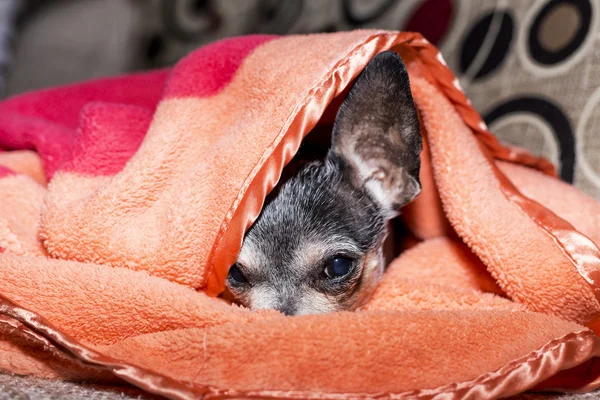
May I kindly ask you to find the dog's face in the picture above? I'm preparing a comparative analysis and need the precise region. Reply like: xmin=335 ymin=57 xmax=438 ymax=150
xmin=226 ymin=51 xmax=422 ymax=315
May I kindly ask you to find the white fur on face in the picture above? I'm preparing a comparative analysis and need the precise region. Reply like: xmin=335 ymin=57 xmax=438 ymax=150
xmin=295 ymin=293 xmax=338 ymax=315
xmin=237 ymin=237 xmax=262 ymax=270
xmin=248 ymin=283 xmax=338 ymax=315
xmin=247 ymin=284 xmax=280 ymax=310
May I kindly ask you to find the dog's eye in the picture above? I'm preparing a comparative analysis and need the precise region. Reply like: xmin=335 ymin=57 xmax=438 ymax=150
xmin=324 ymin=257 xmax=353 ymax=279
xmin=228 ymin=264 xmax=247 ymax=284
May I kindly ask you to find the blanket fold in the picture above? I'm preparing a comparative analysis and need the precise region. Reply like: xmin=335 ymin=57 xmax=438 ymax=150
xmin=1 ymin=30 xmax=600 ymax=399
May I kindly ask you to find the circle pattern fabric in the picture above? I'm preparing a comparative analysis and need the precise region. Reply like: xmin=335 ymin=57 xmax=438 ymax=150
xmin=439 ymin=0 xmax=600 ymax=199
xmin=528 ymin=0 xmax=591 ymax=66
xmin=484 ymin=96 xmax=575 ymax=182
xmin=459 ymin=10 xmax=514 ymax=81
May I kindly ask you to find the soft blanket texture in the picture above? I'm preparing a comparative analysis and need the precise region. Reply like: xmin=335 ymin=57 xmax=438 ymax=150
xmin=1 ymin=30 xmax=600 ymax=399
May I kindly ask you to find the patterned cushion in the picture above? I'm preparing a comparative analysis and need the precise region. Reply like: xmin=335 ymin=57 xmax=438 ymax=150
xmin=438 ymin=0 xmax=600 ymax=198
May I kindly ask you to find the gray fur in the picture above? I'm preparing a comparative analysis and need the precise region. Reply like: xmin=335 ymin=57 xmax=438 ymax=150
xmin=226 ymin=51 xmax=422 ymax=315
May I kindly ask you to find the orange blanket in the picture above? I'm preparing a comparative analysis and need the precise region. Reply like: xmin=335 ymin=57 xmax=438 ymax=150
xmin=1 ymin=31 xmax=600 ymax=399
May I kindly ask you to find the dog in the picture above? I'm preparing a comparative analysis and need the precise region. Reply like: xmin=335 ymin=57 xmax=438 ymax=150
xmin=225 ymin=51 xmax=422 ymax=315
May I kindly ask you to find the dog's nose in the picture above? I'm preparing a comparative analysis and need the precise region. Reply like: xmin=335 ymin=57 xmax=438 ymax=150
xmin=277 ymin=301 xmax=297 ymax=316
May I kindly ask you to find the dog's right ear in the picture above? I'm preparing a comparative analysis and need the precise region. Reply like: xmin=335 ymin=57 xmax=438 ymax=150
xmin=327 ymin=51 xmax=422 ymax=217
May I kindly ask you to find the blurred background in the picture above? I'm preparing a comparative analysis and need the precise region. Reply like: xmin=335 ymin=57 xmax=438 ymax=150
xmin=1 ymin=0 xmax=599 ymax=199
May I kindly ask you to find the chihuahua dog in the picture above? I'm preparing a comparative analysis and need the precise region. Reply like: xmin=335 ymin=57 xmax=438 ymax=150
xmin=225 ymin=51 xmax=422 ymax=315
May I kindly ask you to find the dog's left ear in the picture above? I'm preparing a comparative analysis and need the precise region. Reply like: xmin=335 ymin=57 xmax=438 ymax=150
xmin=328 ymin=51 xmax=422 ymax=217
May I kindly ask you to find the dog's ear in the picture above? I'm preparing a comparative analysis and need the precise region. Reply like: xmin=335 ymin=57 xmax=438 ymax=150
xmin=328 ymin=51 xmax=422 ymax=218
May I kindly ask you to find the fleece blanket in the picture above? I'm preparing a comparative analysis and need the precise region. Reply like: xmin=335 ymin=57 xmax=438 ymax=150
xmin=1 ymin=30 xmax=600 ymax=399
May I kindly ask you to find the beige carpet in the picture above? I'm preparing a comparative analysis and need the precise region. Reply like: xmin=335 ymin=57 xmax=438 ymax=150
xmin=0 ymin=373 xmax=597 ymax=400
xmin=0 ymin=374 xmax=158 ymax=400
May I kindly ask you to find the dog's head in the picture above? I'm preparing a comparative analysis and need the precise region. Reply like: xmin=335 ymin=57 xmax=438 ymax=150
xmin=226 ymin=51 xmax=422 ymax=315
